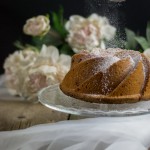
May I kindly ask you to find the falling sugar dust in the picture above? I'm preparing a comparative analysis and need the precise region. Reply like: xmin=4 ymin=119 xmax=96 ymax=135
xmin=84 ymin=0 xmax=126 ymax=48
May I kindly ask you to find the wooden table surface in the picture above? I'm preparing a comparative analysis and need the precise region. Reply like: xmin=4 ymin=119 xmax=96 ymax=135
xmin=0 ymin=100 xmax=69 ymax=131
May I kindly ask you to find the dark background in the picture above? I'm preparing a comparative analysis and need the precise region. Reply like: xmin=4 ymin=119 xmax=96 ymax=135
xmin=0 ymin=0 xmax=150 ymax=73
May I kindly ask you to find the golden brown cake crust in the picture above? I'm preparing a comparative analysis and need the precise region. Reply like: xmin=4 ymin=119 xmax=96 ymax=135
xmin=60 ymin=48 xmax=150 ymax=104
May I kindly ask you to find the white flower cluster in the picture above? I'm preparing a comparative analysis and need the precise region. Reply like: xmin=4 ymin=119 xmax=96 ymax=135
xmin=23 ymin=15 xmax=50 ymax=36
xmin=65 ymin=14 xmax=116 ymax=53
xmin=3 ymin=45 xmax=71 ymax=101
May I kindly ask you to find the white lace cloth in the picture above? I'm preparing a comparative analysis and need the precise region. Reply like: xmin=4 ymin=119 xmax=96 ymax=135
xmin=0 ymin=115 xmax=150 ymax=150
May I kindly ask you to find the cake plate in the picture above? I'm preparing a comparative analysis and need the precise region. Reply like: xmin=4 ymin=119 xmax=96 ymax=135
xmin=38 ymin=84 xmax=150 ymax=117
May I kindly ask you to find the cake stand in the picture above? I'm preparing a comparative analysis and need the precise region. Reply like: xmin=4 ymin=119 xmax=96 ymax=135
xmin=38 ymin=84 xmax=150 ymax=117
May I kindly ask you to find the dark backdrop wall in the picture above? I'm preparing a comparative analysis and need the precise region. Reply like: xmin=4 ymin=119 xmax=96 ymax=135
xmin=0 ymin=0 xmax=150 ymax=73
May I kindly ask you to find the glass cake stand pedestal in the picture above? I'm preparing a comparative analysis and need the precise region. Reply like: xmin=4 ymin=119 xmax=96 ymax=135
xmin=38 ymin=84 xmax=150 ymax=117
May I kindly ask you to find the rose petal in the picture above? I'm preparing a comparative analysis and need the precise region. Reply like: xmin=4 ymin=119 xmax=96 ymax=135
xmin=65 ymin=15 xmax=85 ymax=31
xmin=101 ymin=25 xmax=116 ymax=40
xmin=40 ymin=45 xmax=59 ymax=64
xmin=58 ymin=54 xmax=71 ymax=67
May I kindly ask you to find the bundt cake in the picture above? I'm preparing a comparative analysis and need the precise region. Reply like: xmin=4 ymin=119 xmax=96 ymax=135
xmin=60 ymin=48 xmax=150 ymax=104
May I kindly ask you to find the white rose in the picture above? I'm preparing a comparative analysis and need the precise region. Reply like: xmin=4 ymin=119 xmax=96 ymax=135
xmin=22 ymin=65 xmax=58 ymax=100
xmin=4 ymin=45 xmax=71 ymax=101
xmin=3 ymin=49 xmax=38 ymax=95
xmin=56 ymin=54 xmax=71 ymax=81
xmin=22 ymin=45 xmax=71 ymax=101
xmin=38 ymin=45 xmax=71 ymax=80
xmin=65 ymin=14 xmax=116 ymax=53
xmin=143 ymin=49 xmax=150 ymax=61
xmin=23 ymin=15 xmax=50 ymax=36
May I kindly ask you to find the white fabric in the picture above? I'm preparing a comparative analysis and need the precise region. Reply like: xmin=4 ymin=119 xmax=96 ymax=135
xmin=0 ymin=115 xmax=150 ymax=150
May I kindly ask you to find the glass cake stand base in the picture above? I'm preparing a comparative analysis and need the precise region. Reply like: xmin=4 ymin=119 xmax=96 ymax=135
xmin=38 ymin=84 xmax=150 ymax=117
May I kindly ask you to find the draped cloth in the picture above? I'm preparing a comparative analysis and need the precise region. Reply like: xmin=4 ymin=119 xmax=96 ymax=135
xmin=0 ymin=115 xmax=150 ymax=150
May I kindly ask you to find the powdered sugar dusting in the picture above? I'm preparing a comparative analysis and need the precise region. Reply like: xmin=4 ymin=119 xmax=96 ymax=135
xmin=101 ymin=56 xmax=135 ymax=95
xmin=91 ymin=48 xmax=122 ymax=57
xmin=90 ymin=48 xmax=136 ymax=73
xmin=98 ymin=56 xmax=120 ymax=73
xmin=90 ymin=48 xmax=138 ymax=68
xmin=86 ymin=48 xmax=137 ymax=95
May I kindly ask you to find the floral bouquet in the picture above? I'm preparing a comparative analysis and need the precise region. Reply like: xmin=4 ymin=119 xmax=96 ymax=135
xmin=3 ymin=7 xmax=117 ymax=101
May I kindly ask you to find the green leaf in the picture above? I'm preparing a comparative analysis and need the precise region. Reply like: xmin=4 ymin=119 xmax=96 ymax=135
xmin=135 ymin=36 xmax=149 ymax=50
xmin=146 ymin=21 xmax=150 ymax=44
xmin=51 ymin=6 xmax=68 ymax=38
xmin=138 ymin=49 xmax=143 ymax=53
xmin=125 ymin=28 xmax=137 ymax=49
xmin=59 ymin=43 xmax=74 ymax=55
xmin=25 ymin=44 xmax=39 ymax=52
xmin=32 ymin=30 xmax=63 ymax=49
xmin=14 ymin=41 xmax=39 ymax=52
xmin=14 ymin=41 xmax=25 ymax=49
